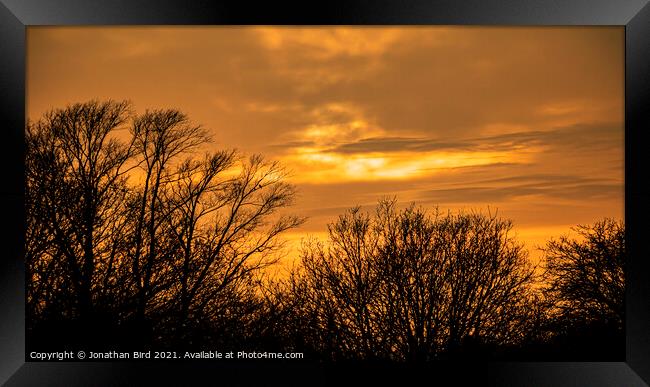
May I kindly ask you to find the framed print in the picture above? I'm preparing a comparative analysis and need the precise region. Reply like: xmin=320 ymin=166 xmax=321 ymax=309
xmin=1 ymin=0 xmax=649 ymax=385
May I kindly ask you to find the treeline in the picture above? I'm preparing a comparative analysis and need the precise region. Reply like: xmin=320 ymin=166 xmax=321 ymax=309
xmin=26 ymin=100 xmax=624 ymax=361
xmin=265 ymin=203 xmax=624 ymax=361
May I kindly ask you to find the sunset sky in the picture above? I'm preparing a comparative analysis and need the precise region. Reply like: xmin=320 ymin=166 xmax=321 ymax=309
xmin=26 ymin=26 xmax=624 ymax=267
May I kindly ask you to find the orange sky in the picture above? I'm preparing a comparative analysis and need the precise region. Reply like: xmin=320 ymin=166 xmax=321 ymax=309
xmin=26 ymin=26 xmax=624 ymax=268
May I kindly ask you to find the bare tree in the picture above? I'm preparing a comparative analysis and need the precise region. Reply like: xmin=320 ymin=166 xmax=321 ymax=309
xmin=125 ymin=109 xmax=210 ymax=327
xmin=284 ymin=198 xmax=536 ymax=361
xmin=26 ymin=100 xmax=303 ymax=350
xmin=296 ymin=208 xmax=384 ymax=360
xmin=163 ymin=154 xmax=304 ymax=344
xmin=541 ymin=218 xmax=625 ymax=329
xmin=26 ymin=100 xmax=134 ymax=324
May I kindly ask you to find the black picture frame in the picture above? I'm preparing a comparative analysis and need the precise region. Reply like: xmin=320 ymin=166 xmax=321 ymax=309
xmin=1 ymin=1 xmax=649 ymax=385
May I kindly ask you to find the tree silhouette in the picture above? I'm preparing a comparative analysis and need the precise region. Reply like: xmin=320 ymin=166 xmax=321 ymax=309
xmin=278 ymin=199 xmax=537 ymax=361
xmin=126 ymin=109 xmax=211 ymax=331
xmin=26 ymin=101 xmax=134 ymax=323
xmin=534 ymin=218 xmax=625 ymax=359
xmin=542 ymin=218 xmax=624 ymax=327
xmin=26 ymin=100 xmax=303 ymax=350
xmin=161 ymin=153 xmax=303 ymax=347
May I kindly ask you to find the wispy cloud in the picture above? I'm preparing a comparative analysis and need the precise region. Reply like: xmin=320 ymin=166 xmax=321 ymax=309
xmin=420 ymin=178 xmax=621 ymax=204
xmin=322 ymin=123 xmax=621 ymax=155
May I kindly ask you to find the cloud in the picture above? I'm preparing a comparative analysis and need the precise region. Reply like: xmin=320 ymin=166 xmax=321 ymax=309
xmin=254 ymin=28 xmax=409 ymax=59
xmin=28 ymin=27 xmax=623 ymax=157
xmin=27 ymin=26 xmax=625 ymax=259
xmin=323 ymin=123 xmax=621 ymax=155
xmin=419 ymin=174 xmax=621 ymax=204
